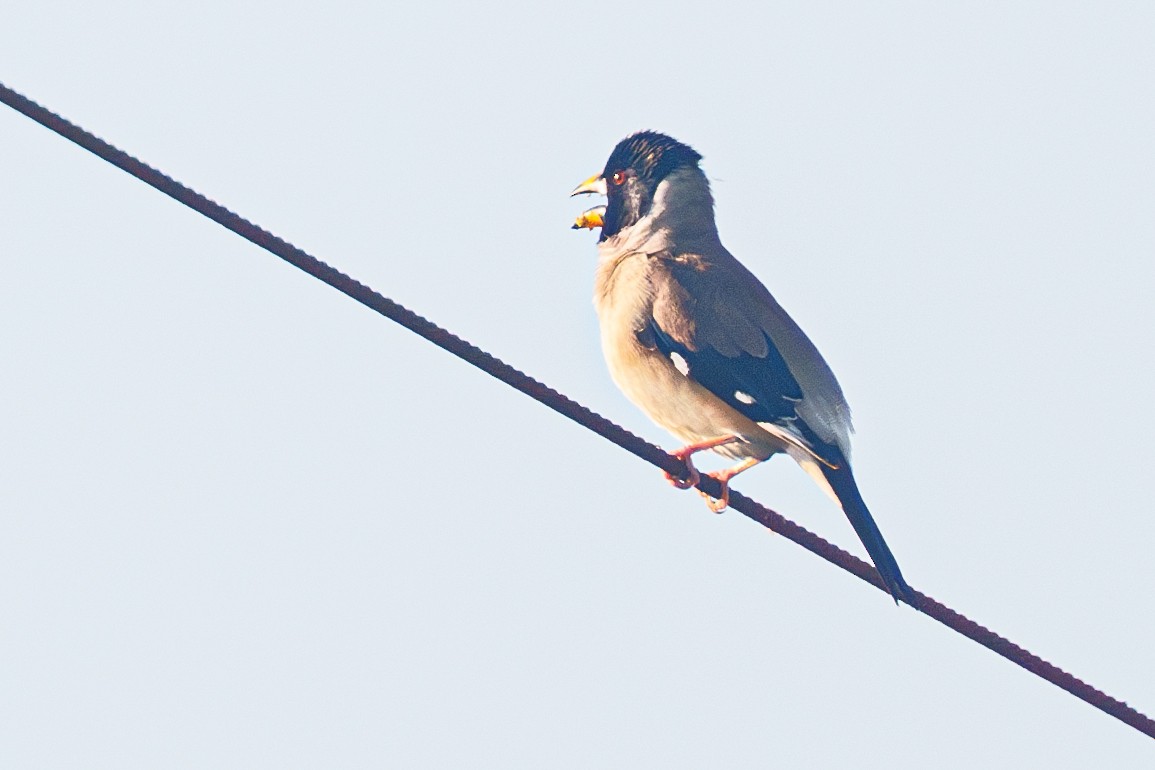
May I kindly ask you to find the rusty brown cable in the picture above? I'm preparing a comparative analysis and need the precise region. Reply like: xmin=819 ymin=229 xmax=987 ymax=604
xmin=2 ymin=80 xmax=1151 ymax=740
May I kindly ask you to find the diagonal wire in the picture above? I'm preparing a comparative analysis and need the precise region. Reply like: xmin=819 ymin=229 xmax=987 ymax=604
xmin=2 ymin=80 xmax=1152 ymax=741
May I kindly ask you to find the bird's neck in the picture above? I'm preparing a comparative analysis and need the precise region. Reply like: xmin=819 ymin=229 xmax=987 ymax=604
xmin=598 ymin=166 xmax=722 ymax=259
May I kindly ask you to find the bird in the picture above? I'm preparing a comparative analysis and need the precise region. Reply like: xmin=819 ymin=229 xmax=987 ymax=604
xmin=570 ymin=130 xmax=915 ymax=605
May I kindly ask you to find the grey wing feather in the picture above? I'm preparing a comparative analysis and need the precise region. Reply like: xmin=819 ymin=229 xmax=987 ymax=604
xmin=649 ymin=249 xmax=854 ymax=458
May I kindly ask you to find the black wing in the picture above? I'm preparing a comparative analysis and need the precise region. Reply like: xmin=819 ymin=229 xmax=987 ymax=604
xmin=647 ymin=321 xmax=802 ymax=426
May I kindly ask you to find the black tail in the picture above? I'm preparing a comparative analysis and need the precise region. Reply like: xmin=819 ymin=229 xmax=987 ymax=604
xmin=819 ymin=460 xmax=916 ymax=607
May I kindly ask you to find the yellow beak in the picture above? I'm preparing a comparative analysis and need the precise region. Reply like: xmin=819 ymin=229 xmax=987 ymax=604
xmin=572 ymin=205 xmax=606 ymax=230
xmin=570 ymin=174 xmax=607 ymax=197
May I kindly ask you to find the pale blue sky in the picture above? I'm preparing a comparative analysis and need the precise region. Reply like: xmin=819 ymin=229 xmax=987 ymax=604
xmin=2 ymin=2 xmax=1154 ymax=767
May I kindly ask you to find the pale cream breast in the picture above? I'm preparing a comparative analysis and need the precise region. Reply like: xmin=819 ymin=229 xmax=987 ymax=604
xmin=594 ymin=249 xmax=780 ymax=462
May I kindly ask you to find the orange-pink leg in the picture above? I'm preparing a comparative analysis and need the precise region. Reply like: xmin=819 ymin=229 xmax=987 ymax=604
xmin=699 ymin=457 xmax=762 ymax=513
xmin=664 ymin=435 xmax=741 ymax=490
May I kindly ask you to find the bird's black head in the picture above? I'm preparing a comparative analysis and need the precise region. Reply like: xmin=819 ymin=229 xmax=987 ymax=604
xmin=598 ymin=131 xmax=703 ymax=240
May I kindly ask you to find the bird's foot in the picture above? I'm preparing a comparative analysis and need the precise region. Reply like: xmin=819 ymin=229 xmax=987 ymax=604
xmin=664 ymin=448 xmax=701 ymax=490
xmin=663 ymin=436 xmax=739 ymax=491
xmin=699 ymin=472 xmax=732 ymax=513
xmin=696 ymin=457 xmax=761 ymax=513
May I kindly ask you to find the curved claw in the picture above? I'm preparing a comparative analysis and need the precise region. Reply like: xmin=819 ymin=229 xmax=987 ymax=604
xmin=699 ymin=473 xmax=731 ymax=513
xmin=662 ymin=436 xmax=740 ymax=497
xmin=664 ymin=453 xmax=700 ymax=489
xmin=698 ymin=457 xmax=760 ymax=513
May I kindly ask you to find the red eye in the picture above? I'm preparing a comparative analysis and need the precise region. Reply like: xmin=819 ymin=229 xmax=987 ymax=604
xmin=610 ymin=170 xmax=628 ymax=186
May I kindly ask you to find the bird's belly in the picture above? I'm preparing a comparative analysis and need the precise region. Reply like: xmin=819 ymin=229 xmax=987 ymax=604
xmin=602 ymin=331 xmax=778 ymax=461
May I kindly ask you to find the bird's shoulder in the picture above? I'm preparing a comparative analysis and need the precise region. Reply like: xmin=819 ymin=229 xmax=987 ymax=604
xmin=647 ymin=247 xmax=778 ymax=358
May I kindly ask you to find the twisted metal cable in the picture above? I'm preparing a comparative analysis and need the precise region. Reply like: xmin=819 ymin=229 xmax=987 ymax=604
xmin=2 ymin=80 xmax=1151 ymax=740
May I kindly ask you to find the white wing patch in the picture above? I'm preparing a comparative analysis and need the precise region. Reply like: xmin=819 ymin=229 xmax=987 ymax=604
xmin=734 ymin=390 xmax=756 ymax=405
xmin=669 ymin=351 xmax=691 ymax=376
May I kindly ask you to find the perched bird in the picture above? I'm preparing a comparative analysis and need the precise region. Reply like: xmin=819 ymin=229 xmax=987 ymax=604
xmin=571 ymin=131 xmax=914 ymax=605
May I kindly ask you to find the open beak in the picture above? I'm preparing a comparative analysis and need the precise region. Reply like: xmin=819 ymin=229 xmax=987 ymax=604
xmin=572 ymin=205 xmax=606 ymax=230
xmin=570 ymin=174 xmax=607 ymax=197
xmin=571 ymin=174 xmax=607 ymax=231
